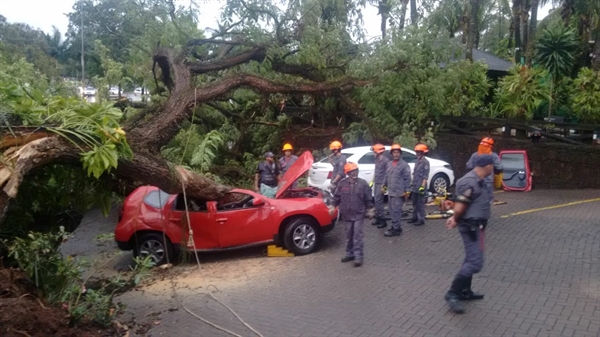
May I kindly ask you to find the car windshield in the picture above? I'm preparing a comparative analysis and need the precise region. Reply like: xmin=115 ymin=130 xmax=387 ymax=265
xmin=318 ymin=153 xmax=353 ymax=163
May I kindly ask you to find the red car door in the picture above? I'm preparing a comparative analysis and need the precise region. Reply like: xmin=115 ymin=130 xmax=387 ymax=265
xmin=168 ymin=195 xmax=219 ymax=250
xmin=214 ymin=192 xmax=273 ymax=248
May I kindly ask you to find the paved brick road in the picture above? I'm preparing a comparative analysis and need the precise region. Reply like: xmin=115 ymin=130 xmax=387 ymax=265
xmin=114 ymin=189 xmax=600 ymax=337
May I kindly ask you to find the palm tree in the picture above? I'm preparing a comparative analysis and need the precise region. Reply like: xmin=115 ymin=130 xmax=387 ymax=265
xmin=534 ymin=24 xmax=579 ymax=116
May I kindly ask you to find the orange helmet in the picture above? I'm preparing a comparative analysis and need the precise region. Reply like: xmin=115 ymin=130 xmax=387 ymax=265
xmin=390 ymin=144 xmax=402 ymax=152
xmin=329 ymin=141 xmax=342 ymax=150
xmin=480 ymin=137 xmax=494 ymax=147
xmin=282 ymin=143 xmax=293 ymax=151
xmin=371 ymin=144 xmax=385 ymax=154
xmin=414 ymin=144 xmax=429 ymax=153
xmin=344 ymin=162 xmax=359 ymax=174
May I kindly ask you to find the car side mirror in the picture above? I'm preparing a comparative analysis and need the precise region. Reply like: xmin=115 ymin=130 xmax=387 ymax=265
xmin=252 ymin=198 xmax=265 ymax=207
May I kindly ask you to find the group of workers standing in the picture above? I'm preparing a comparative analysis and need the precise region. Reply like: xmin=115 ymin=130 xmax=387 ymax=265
xmin=254 ymin=136 xmax=503 ymax=314
xmin=329 ymin=137 xmax=503 ymax=315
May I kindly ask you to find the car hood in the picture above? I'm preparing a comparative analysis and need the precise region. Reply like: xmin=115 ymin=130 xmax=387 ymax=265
xmin=276 ymin=151 xmax=314 ymax=199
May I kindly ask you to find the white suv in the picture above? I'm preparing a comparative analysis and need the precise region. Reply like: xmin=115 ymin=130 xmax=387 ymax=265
xmin=308 ymin=146 xmax=455 ymax=193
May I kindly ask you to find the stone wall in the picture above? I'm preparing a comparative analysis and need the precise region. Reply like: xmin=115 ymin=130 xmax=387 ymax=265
xmin=430 ymin=133 xmax=600 ymax=189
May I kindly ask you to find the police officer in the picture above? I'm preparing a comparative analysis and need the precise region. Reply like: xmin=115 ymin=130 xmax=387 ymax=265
xmin=371 ymin=144 xmax=390 ymax=228
xmin=328 ymin=141 xmax=346 ymax=192
xmin=408 ymin=144 xmax=430 ymax=226
xmin=330 ymin=162 xmax=374 ymax=267
xmin=382 ymin=144 xmax=411 ymax=236
xmin=444 ymin=154 xmax=494 ymax=314
xmin=466 ymin=137 xmax=503 ymax=204
xmin=254 ymin=152 xmax=280 ymax=198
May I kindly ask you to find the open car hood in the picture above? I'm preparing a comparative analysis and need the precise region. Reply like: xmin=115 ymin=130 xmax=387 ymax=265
xmin=276 ymin=151 xmax=314 ymax=199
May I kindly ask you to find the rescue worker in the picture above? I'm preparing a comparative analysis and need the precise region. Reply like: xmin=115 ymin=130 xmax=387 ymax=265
xmin=382 ymin=144 xmax=411 ymax=237
xmin=328 ymin=141 xmax=346 ymax=192
xmin=330 ymin=162 xmax=374 ymax=267
xmin=279 ymin=143 xmax=298 ymax=175
xmin=254 ymin=152 xmax=280 ymax=198
xmin=279 ymin=143 xmax=299 ymax=189
xmin=444 ymin=154 xmax=494 ymax=314
xmin=408 ymin=144 xmax=430 ymax=226
xmin=371 ymin=144 xmax=390 ymax=228
xmin=466 ymin=137 xmax=503 ymax=204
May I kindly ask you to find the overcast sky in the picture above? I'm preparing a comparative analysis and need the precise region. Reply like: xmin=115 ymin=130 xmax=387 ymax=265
xmin=1 ymin=0 xmax=553 ymax=39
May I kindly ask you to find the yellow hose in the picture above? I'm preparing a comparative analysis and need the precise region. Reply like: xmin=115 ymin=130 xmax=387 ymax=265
xmin=494 ymin=173 xmax=503 ymax=189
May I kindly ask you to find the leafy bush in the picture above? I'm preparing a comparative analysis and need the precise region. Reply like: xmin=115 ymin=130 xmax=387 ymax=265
xmin=571 ymin=68 xmax=600 ymax=122
xmin=3 ymin=228 xmax=152 ymax=327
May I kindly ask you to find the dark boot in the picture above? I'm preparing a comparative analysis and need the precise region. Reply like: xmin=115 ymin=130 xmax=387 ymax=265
xmin=413 ymin=221 xmax=425 ymax=226
xmin=354 ymin=260 xmax=363 ymax=267
xmin=371 ymin=218 xmax=382 ymax=226
xmin=384 ymin=228 xmax=402 ymax=237
xmin=445 ymin=276 xmax=466 ymax=314
xmin=341 ymin=256 xmax=355 ymax=263
xmin=377 ymin=219 xmax=388 ymax=229
xmin=460 ymin=276 xmax=484 ymax=300
xmin=407 ymin=218 xmax=418 ymax=224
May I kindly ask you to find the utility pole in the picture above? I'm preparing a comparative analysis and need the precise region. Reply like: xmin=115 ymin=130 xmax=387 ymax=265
xmin=81 ymin=6 xmax=85 ymax=89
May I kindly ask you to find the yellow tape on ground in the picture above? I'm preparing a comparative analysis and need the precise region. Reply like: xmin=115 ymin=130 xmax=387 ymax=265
xmin=493 ymin=190 xmax=504 ymax=194
xmin=500 ymin=197 xmax=600 ymax=218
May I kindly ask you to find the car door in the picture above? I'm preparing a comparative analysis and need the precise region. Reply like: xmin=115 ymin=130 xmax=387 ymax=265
xmin=357 ymin=152 xmax=376 ymax=183
xmin=215 ymin=192 xmax=273 ymax=248
xmin=169 ymin=194 xmax=219 ymax=250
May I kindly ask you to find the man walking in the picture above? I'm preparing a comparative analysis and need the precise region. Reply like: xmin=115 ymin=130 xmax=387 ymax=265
xmin=254 ymin=152 xmax=280 ymax=198
xmin=444 ymin=154 xmax=495 ymax=314
xmin=466 ymin=137 xmax=503 ymax=204
xmin=330 ymin=162 xmax=374 ymax=267
xmin=371 ymin=144 xmax=390 ymax=229
xmin=382 ymin=144 xmax=411 ymax=237
xmin=408 ymin=144 xmax=430 ymax=226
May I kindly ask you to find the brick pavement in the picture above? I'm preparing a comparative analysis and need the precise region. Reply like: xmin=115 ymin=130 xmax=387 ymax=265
xmin=116 ymin=189 xmax=600 ymax=337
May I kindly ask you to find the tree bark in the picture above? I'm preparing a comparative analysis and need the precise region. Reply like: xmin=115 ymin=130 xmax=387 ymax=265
xmin=593 ymin=28 xmax=600 ymax=71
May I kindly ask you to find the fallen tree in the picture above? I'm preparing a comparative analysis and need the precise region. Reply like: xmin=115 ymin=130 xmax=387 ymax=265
xmin=0 ymin=4 xmax=371 ymax=224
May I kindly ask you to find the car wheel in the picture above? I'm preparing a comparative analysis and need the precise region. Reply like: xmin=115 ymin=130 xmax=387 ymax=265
xmin=134 ymin=233 xmax=173 ymax=266
xmin=283 ymin=217 xmax=320 ymax=256
xmin=430 ymin=173 xmax=450 ymax=194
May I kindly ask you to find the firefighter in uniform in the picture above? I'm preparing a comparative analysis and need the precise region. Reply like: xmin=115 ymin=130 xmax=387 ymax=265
xmin=330 ymin=162 xmax=374 ymax=267
xmin=382 ymin=144 xmax=411 ymax=237
xmin=408 ymin=144 xmax=430 ymax=226
xmin=371 ymin=144 xmax=390 ymax=228
xmin=466 ymin=137 xmax=503 ymax=204
xmin=280 ymin=143 xmax=299 ymax=189
xmin=328 ymin=141 xmax=346 ymax=192
xmin=444 ymin=154 xmax=495 ymax=314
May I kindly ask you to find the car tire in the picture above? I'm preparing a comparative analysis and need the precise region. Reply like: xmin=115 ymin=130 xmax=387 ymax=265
xmin=430 ymin=173 xmax=450 ymax=194
xmin=283 ymin=217 xmax=320 ymax=256
xmin=133 ymin=233 xmax=174 ymax=266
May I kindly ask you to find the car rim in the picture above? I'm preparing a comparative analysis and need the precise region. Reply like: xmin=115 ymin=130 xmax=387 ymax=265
xmin=292 ymin=224 xmax=316 ymax=250
xmin=139 ymin=239 xmax=165 ymax=265
xmin=434 ymin=177 xmax=447 ymax=193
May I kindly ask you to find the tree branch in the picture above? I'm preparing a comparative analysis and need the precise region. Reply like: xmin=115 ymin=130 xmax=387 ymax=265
xmin=127 ymin=74 xmax=371 ymax=152
xmin=187 ymin=46 xmax=267 ymax=74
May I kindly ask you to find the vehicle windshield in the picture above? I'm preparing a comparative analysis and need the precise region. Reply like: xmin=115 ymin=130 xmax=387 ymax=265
xmin=317 ymin=153 xmax=353 ymax=163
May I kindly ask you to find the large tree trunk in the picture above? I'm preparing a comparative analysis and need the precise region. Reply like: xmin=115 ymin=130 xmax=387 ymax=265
xmin=593 ymin=28 xmax=600 ymax=71
xmin=378 ymin=0 xmax=389 ymax=38
xmin=399 ymin=0 xmax=409 ymax=30
xmin=410 ymin=0 xmax=418 ymax=27
xmin=525 ymin=0 xmax=539 ymax=65
xmin=512 ymin=0 xmax=523 ymax=63
xmin=466 ymin=0 xmax=480 ymax=61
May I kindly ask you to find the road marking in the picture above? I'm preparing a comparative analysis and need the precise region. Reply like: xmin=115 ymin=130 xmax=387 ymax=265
xmin=493 ymin=190 xmax=504 ymax=194
xmin=500 ymin=197 xmax=600 ymax=218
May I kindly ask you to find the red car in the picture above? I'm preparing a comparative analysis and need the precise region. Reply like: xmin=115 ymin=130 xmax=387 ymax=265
xmin=115 ymin=152 xmax=337 ymax=265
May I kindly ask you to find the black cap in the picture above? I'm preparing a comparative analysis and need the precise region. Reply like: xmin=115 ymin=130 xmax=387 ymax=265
xmin=475 ymin=154 xmax=494 ymax=167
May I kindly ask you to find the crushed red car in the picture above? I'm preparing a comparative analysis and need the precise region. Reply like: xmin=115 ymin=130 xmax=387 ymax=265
xmin=115 ymin=151 xmax=337 ymax=265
